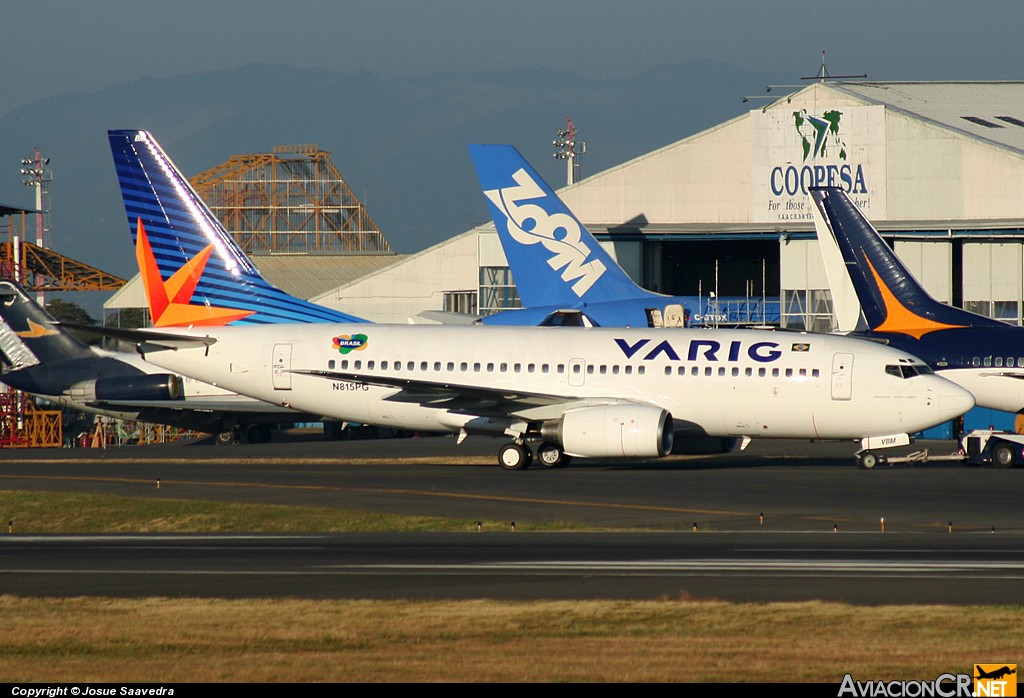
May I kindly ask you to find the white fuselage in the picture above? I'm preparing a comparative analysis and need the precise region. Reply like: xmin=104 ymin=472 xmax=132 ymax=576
xmin=135 ymin=324 xmax=973 ymax=444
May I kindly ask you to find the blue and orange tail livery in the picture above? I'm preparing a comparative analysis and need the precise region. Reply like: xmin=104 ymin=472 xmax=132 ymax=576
xmin=809 ymin=186 xmax=999 ymax=339
xmin=468 ymin=144 xmax=644 ymax=308
xmin=108 ymin=130 xmax=366 ymax=326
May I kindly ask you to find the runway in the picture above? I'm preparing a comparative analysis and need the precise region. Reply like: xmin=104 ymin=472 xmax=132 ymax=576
xmin=1 ymin=434 xmax=1022 ymax=603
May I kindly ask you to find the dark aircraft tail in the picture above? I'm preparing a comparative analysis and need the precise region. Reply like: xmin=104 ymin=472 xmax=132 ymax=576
xmin=0 ymin=280 xmax=95 ymax=369
xmin=809 ymin=186 xmax=1004 ymax=339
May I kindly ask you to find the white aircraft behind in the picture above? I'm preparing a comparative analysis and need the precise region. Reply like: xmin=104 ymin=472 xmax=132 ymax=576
xmin=126 ymin=322 xmax=973 ymax=469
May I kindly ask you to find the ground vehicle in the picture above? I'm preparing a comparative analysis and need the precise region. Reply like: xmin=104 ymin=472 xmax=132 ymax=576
xmin=856 ymin=430 xmax=1024 ymax=468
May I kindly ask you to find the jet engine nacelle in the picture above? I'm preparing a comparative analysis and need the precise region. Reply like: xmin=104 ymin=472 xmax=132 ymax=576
xmin=543 ymin=404 xmax=673 ymax=458
xmin=66 ymin=374 xmax=184 ymax=403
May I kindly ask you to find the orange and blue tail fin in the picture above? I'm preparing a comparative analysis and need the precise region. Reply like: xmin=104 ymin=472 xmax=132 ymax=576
xmin=108 ymin=130 xmax=367 ymax=326
xmin=809 ymin=186 xmax=1000 ymax=338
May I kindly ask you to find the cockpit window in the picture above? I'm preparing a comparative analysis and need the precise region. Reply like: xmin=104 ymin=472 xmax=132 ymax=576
xmin=885 ymin=363 xmax=933 ymax=379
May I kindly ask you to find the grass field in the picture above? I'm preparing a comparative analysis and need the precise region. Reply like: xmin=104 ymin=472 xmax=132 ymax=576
xmin=1 ymin=490 xmax=1021 ymax=682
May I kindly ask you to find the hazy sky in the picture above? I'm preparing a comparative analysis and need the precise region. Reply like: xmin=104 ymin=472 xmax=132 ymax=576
xmin=3 ymin=0 xmax=1022 ymax=117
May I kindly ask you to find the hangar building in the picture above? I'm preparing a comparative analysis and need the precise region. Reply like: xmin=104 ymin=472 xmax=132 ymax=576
xmin=314 ymin=80 xmax=1024 ymax=340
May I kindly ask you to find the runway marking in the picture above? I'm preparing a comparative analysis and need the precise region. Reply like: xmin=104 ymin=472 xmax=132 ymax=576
xmin=5 ymin=560 xmax=1024 ymax=577
xmin=0 ymin=475 xmax=748 ymax=517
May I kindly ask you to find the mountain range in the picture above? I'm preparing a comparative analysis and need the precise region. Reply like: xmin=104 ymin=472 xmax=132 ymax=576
xmin=0 ymin=60 xmax=787 ymax=313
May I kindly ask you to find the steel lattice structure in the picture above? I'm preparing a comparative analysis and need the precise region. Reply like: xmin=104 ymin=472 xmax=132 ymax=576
xmin=190 ymin=144 xmax=393 ymax=255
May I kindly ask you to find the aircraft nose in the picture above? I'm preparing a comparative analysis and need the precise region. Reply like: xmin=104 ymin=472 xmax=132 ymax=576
xmin=935 ymin=378 xmax=975 ymax=421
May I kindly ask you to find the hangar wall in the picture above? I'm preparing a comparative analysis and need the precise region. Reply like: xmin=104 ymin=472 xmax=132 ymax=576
xmin=315 ymin=81 xmax=1024 ymax=332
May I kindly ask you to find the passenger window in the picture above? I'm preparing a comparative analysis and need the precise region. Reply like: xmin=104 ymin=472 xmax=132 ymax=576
xmin=638 ymin=366 xmax=645 ymax=375
xmin=587 ymin=365 xmax=594 ymax=374
xmin=434 ymin=362 xmax=441 ymax=371
xmin=732 ymin=367 xmax=740 ymax=377
xmin=473 ymin=362 xmax=481 ymax=372
xmin=328 ymin=360 xmax=336 ymax=369
xmin=704 ymin=367 xmax=712 ymax=376
xmin=420 ymin=362 xmax=428 ymax=371
xmin=812 ymin=369 xmax=820 ymax=378
xmin=341 ymin=360 xmax=349 ymax=370
xmin=367 ymin=361 xmax=375 ymax=370
xmin=500 ymin=363 xmax=508 ymax=372
xmin=692 ymin=367 xmax=699 ymax=376
xmin=772 ymin=368 xmax=779 ymax=377
xmin=447 ymin=362 xmax=455 ymax=371
xmin=995 ymin=357 xmax=1004 ymax=368
xmin=625 ymin=366 xmax=633 ymax=375
xmin=612 ymin=366 xmax=620 ymax=375
xmin=460 ymin=362 xmax=468 ymax=371
xmin=487 ymin=363 xmax=494 ymax=372
xmin=354 ymin=361 xmax=362 ymax=370
xmin=758 ymin=368 xmax=766 ymax=377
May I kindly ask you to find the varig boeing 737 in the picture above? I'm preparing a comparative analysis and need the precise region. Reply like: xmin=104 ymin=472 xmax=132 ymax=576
xmin=121 ymin=314 xmax=971 ymax=469
xmin=92 ymin=134 xmax=970 ymax=468
xmin=810 ymin=186 xmax=1024 ymax=418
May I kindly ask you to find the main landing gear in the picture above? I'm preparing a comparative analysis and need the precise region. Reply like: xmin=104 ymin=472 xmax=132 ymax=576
xmin=497 ymin=441 xmax=571 ymax=470
xmin=214 ymin=424 xmax=273 ymax=445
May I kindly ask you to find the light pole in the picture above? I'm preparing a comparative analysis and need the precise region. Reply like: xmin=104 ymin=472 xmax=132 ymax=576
xmin=19 ymin=148 xmax=52 ymax=303
xmin=552 ymin=117 xmax=585 ymax=186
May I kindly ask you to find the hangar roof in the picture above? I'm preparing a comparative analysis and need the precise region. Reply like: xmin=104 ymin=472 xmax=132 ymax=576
xmin=798 ymin=81 xmax=1024 ymax=153
xmin=253 ymin=253 xmax=404 ymax=299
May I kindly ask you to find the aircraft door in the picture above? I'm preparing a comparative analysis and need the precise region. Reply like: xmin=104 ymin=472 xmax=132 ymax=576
xmin=273 ymin=343 xmax=293 ymax=390
xmin=568 ymin=358 xmax=586 ymax=387
xmin=831 ymin=352 xmax=853 ymax=401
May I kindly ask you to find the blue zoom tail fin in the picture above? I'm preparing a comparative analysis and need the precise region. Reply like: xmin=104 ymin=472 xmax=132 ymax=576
xmin=468 ymin=144 xmax=644 ymax=308
xmin=809 ymin=186 xmax=1002 ymax=338
xmin=108 ymin=130 xmax=366 ymax=326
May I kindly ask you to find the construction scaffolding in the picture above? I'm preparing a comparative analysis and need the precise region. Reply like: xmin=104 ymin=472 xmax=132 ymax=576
xmin=191 ymin=144 xmax=393 ymax=255
xmin=0 ymin=206 xmax=126 ymax=292
xmin=0 ymin=386 xmax=61 ymax=448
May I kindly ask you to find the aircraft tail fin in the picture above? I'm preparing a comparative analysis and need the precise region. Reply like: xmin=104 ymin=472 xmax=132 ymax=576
xmin=0 ymin=280 xmax=95 ymax=369
xmin=809 ymin=187 xmax=1003 ymax=338
xmin=108 ymin=130 xmax=367 ymax=326
xmin=468 ymin=144 xmax=645 ymax=308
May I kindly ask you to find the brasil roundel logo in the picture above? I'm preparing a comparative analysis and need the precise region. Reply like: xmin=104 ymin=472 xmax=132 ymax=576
xmin=333 ymin=334 xmax=368 ymax=354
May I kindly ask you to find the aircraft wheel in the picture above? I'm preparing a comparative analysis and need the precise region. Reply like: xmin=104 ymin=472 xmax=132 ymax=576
xmin=537 ymin=442 xmax=569 ymax=468
xmin=499 ymin=443 xmax=531 ymax=471
xmin=992 ymin=443 xmax=1016 ymax=469
xmin=857 ymin=451 xmax=878 ymax=469
xmin=247 ymin=424 xmax=272 ymax=444
xmin=216 ymin=429 xmax=240 ymax=446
